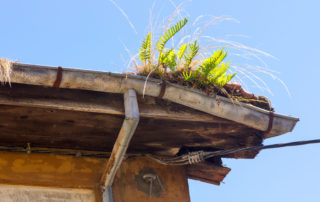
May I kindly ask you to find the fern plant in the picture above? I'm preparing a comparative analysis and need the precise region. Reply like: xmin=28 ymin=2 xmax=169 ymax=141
xmin=199 ymin=49 xmax=235 ymax=86
xmin=156 ymin=18 xmax=188 ymax=53
xmin=177 ymin=44 xmax=187 ymax=60
xmin=184 ymin=40 xmax=200 ymax=71
xmin=139 ymin=32 xmax=152 ymax=65
xmin=159 ymin=48 xmax=178 ymax=71
xmin=137 ymin=17 xmax=236 ymax=89
xmin=182 ymin=71 xmax=197 ymax=82
xmin=156 ymin=18 xmax=188 ymax=69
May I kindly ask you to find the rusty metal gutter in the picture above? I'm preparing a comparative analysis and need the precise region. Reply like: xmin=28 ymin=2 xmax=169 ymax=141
xmin=7 ymin=63 xmax=299 ymax=138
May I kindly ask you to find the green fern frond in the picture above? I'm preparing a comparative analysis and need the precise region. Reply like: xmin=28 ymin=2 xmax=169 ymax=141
xmin=184 ymin=40 xmax=200 ymax=70
xmin=212 ymin=49 xmax=227 ymax=66
xmin=177 ymin=44 xmax=187 ymax=60
xmin=199 ymin=58 xmax=214 ymax=77
xmin=210 ymin=61 xmax=230 ymax=82
xmin=182 ymin=71 xmax=195 ymax=82
xmin=226 ymin=73 xmax=236 ymax=83
xmin=159 ymin=48 xmax=178 ymax=71
xmin=137 ymin=16 xmax=235 ymax=88
xmin=139 ymin=32 xmax=152 ymax=64
xmin=215 ymin=72 xmax=236 ymax=86
xmin=166 ymin=50 xmax=178 ymax=71
xmin=159 ymin=48 xmax=172 ymax=63
xmin=156 ymin=18 xmax=188 ymax=53
xmin=199 ymin=49 xmax=235 ymax=86
xmin=199 ymin=49 xmax=227 ymax=77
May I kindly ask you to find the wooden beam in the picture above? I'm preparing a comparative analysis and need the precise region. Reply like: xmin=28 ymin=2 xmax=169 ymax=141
xmin=187 ymin=163 xmax=231 ymax=185
xmin=0 ymin=83 xmax=229 ymax=124
xmin=8 ymin=63 xmax=299 ymax=138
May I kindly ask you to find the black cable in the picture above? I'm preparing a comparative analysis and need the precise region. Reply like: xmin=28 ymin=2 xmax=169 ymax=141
xmin=149 ymin=139 xmax=320 ymax=165
xmin=0 ymin=146 xmax=111 ymax=158
xmin=205 ymin=138 xmax=320 ymax=159
xmin=0 ymin=139 xmax=318 ymax=165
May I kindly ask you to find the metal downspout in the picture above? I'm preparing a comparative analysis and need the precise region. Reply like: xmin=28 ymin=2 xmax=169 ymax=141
xmin=100 ymin=89 xmax=140 ymax=202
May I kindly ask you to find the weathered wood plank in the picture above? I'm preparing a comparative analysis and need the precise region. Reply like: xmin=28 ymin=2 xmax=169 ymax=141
xmin=8 ymin=63 xmax=298 ymax=138
xmin=187 ymin=163 xmax=231 ymax=185
xmin=0 ymin=83 xmax=264 ymax=158
xmin=0 ymin=83 xmax=230 ymax=123
xmin=0 ymin=104 xmax=263 ymax=157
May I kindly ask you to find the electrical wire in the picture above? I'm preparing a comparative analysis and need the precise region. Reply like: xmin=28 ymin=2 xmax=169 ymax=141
xmin=0 ymin=139 xmax=319 ymax=166
xmin=148 ymin=139 xmax=320 ymax=165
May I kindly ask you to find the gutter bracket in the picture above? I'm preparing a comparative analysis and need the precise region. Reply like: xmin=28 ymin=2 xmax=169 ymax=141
xmin=264 ymin=111 xmax=274 ymax=136
xmin=53 ymin=66 xmax=63 ymax=88
xmin=100 ymin=89 xmax=140 ymax=202
xmin=157 ymin=79 xmax=167 ymax=99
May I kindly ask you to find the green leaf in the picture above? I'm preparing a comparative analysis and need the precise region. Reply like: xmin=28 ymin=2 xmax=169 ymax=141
xmin=167 ymin=50 xmax=178 ymax=71
xmin=178 ymin=44 xmax=187 ymax=60
xmin=159 ymin=49 xmax=178 ymax=71
xmin=184 ymin=41 xmax=200 ymax=70
xmin=139 ymin=32 xmax=152 ymax=64
xmin=198 ymin=48 xmax=235 ymax=86
xmin=156 ymin=18 xmax=188 ymax=53
xmin=182 ymin=71 xmax=195 ymax=81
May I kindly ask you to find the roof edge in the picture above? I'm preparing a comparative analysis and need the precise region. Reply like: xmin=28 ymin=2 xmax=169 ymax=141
xmin=8 ymin=63 xmax=299 ymax=138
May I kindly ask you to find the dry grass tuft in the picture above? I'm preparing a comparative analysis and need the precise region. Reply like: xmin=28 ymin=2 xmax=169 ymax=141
xmin=0 ymin=58 xmax=13 ymax=85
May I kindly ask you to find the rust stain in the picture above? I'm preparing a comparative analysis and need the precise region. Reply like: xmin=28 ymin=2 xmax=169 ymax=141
xmin=100 ymin=152 xmax=116 ymax=185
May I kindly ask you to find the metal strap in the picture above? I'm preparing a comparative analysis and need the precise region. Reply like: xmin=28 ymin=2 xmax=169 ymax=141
xmin=158 ymin=79 xmax=166 ymax=99
xmin=53 ymin=66 xmax=63 ymax=88
xmin=265 ymin=111 xmax=274 ymax=134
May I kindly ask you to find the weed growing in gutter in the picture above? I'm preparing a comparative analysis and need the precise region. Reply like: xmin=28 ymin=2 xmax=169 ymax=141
xmin=133 ymin=15 xmax=274 ymax=111
xmin=118 ymin=2 xmax=290 ymax=101
xmin=137 ymin=17 xmax=236 ymax=94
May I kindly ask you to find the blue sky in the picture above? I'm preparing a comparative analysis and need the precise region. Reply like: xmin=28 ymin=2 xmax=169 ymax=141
xmin=1 ymin=0 xmax=320 ymax=201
